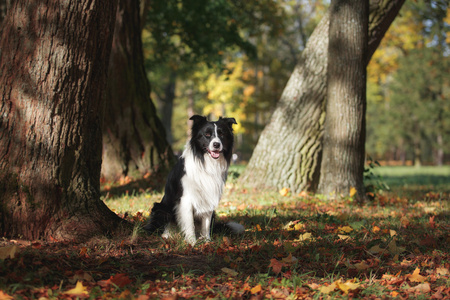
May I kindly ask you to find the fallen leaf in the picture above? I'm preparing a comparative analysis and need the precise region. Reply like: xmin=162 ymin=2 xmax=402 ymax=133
xmin=336 ymin=279 xmax=360 ymax=294
xmin=388 ymin=239 xmax=405 ymax=255
xmin=0 ymin=290 xmax=13 ymax=300
xmin=221 ymin=267 xmax=238 ymax=276
xmin=390 ymin=229 xmax=397 ymax=237
xmin=319 ymin=281 xmax=337 ymax=294
xmin=354 ymin=261 xmax=370 ymax=271
xmin=407 ymin=282 xmax=431 ymax=293
xmin=110 ymin=273 xmax=132 ymax=287
xmin=372 ymin=226 xmax=381 ymax=233
xmin=279 ymin=187 xmax=290 ymax=197
xmin=368 ymin=244 xmax=386 ymax=255
xmin=436 ymin=267 xmax=449 ymax=276
xmin=269 ymin=259 xmax=287 ymax=274
xmin=407 ymin=268 xmax=426 ymax=283
xmin=338 ymin=234 xmax=351 ymax=241
xmin=349 ymin=187 xmax=357 ymax=198
xmin=64 ymin=281 xmax=89 ymax=297
xmin=296 ymin=232 xmax=313 ymax=243
xmin=281 ymin=254 xmax=298 ymax=264
xmin=338 ymin=226 xmax=353 ymax=233
xmin=251 ymin=284 xmax=262 ymax=294
xmin=0 ymin=245 xmax=18 ymax=260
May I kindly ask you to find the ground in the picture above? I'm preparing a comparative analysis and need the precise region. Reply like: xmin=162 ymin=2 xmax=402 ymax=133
xmin=0 ymin=166 xmax=449 ymax=299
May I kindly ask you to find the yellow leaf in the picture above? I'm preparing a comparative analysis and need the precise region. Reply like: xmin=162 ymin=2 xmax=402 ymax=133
xmin=319 ymin=281 xmax=337 ymax=294
xmin=338 ymin=234 xmax=351 ymax=241
xmin=336 ymin=279 xmax=360 ymax=294
xmin=64 ymin=281 xmax=89 ymax=297
xmin=256 ymin=224 xmax=262 ymax=231
xmin=407 ymin=268 xmax=426 ymax=283
xmin=296 ymin=232 xmax=312 ymax=243
xmin=0 ymin=245 xmax=18 ymax=260
xmin=279 ymin=187 xmax=290 ymax=197
xmin=251 ymin=284 xmax=262 ymax=294
xmin=338 ymin=225 xmax=353 ymax=233
xmin=349 ymin=187 xmax=357 ymax=198
xmin=221 ymin=267 xmax=238 ymax=276
xmin=390 ymin=229 xmax=397 ymax=237
xmin=294 ymin=223 xmax=304 ymax=231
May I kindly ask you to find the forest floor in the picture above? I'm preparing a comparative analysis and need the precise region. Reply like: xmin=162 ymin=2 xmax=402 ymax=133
xmin=1 ymin=166 xmax=449 ymax=299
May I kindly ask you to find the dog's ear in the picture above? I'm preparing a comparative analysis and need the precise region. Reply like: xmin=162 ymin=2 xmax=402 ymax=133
xmin=190 ymin=115 xmax=207 ymax=128
xmin=219 ymin=117 xmax=237 ymax=131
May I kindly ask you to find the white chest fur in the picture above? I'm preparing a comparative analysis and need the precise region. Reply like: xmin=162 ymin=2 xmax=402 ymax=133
xmin=181 ymin=146 xmax=228 ymax=215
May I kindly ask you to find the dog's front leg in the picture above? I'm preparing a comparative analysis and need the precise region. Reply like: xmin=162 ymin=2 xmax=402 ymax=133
xmin=176 ymin=197 xmax=196 ymax=245
xmin=199 ymin=211 xmax=213 ymax=241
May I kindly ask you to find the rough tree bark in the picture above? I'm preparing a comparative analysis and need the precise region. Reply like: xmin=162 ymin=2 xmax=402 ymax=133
xmin=317 ymin=0 xmax=368 ymax=199
xmin=0 ymin=0 xmax=125 ymax=240
xmin=101 ymin=0 xmax=175 ymax=181
xmin=240 ymin=0 xmax=405 ymax=194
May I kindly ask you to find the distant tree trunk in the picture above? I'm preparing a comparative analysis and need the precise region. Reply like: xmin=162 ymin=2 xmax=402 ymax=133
xmin=240 ymin=0 xmax=405 ymax=194
xmin=101 ymin=0 xmax=175 ymax=181
xmin=0 ymin=0 xmax=125 ymax=240
xmin=317 ymin=0 xmax=369 ymax=200
xmin=156 ymin=71 xmax=177 ymax=145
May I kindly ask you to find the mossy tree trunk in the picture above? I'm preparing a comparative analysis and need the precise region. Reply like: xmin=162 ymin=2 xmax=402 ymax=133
xmin=0 ymin=0 xmax=125 ymax=240
xmin=101 ymin=0 xmax=175 ymax=181
xmin=240 ymin=0 xmax=405 ymax=194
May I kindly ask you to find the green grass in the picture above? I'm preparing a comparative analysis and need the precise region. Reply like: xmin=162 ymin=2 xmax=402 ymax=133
xmin=1 ymin=165 xmax=448 ymax=299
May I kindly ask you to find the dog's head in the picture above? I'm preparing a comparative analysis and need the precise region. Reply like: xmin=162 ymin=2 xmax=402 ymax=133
xmin=189 ymin=115 xmax=237 ymax=162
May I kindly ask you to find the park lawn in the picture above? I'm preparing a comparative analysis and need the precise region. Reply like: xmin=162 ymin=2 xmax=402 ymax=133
xmin=0 ymin=166 xmax=449 ymax=299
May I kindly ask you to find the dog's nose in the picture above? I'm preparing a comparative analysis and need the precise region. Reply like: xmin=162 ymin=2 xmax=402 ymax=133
xmin=213 ymin=142 xmax=221 ymax=149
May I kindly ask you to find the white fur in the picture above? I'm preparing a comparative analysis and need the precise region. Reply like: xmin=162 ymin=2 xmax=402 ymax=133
xmin=175 ymin=143 xmax=228 ymax=244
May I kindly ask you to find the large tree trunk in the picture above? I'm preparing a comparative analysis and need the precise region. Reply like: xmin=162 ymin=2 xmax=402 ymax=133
xmin=317 ymin=0 xmax=368 ymax=200
xmin=240 ymin=0 xmax=405 ymax=194
xmin=101 ymin=0 xmax=175 ymax=181
xmin=0 ymin=0 xmax=125 ymax=240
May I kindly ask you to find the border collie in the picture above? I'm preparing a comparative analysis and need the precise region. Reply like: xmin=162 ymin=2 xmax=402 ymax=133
xmin=144 ymin=115 xmax=244 ymax=245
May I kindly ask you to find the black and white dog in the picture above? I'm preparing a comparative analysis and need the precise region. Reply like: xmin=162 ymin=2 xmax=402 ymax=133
xmin=144 ymin=115 xmax=244 ymax=244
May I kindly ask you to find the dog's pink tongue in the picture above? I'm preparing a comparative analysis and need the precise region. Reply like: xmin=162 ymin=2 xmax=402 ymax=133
xmin=211 ymin=151 xmax=220 ymax=159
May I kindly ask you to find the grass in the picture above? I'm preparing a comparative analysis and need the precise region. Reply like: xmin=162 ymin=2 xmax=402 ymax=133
xmin=0 ymin=165 xmax=449 ymax=299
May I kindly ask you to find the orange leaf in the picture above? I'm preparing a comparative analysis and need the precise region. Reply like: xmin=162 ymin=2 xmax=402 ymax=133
xmin=0 ymin=290 xmax=14 ymax=300
xmin=251 ymin=284 xmax=262 ymax=294
xmin=110 ymin=273 xmax=132 ymax=287
xmin=269 ymin=258 xmax=287 ymax=274
xmin=279 ymin=187 xmax=290 ymax=197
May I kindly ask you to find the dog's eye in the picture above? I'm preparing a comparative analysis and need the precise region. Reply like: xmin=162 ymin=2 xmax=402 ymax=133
xmin=205 ymin=132 xmax=211 ymax=137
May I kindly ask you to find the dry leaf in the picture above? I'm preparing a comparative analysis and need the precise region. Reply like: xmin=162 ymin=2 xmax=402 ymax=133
xmin=279 ymin=187 xmax=290 ymax=197
xmin=436 ymin=267 xmax=449 ymax=276
xmin=336 ymin=279 xmax=360 ymax=294
xmin=269 ymin=259 xmax=287 ymax=274
xmin=372 ymin=226 xmax=381 ymax=233
xmin=0 ymin=245 xmax=18 ymax=260
xmin=221 ymin=267 xmax=238 ymax=276
xmin=64 ymin=281 xmax=89 ymax=297
xmin=407 ymin=282 xmax=431 ymax=293
xmin=0 ymin=290 xmax=14 ymax=300
xmin=349 ymin=187 xmax=357 ymax=197
xmin=281 ymin=254 xmax=298 ymax=264
xmin=368 ymin=244 xmax=386 ymax=254
xmin=319 ymin=281 xmax=337 ymax=294
xmin=251 ymin=284 xmax=262 ymax=294
xmin=338 ymin=226 xmax=353 ymax=233
xmin=296 ymin=232 xmax=312 ymax=243
xmin=338 ymin=234 xmax=351 ymax=241
xmin=354 ymin=261 xmax=370 ymax=271
xmin=407 ymin=268 xmax=426 ymax=283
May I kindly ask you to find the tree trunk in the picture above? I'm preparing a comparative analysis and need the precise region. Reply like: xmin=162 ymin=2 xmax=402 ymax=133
xmin=0 ymin=0 xmax=125 ymax=240
xmin=101 ymin=0 xmax=175 ymax=181
xmin=317 ymin=0 xmax=368 ymax=200
xmin=156 ymin=71 xmax=177 ymax=145
xmin=240 ymin=0 xmax=405 ymax=194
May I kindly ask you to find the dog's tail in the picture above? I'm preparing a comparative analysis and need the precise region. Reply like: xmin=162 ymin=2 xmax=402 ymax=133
xmin=143 ymin=202 xmax=172 ymax=234
xmin=211 ymin=213 xmax=245 ymax=235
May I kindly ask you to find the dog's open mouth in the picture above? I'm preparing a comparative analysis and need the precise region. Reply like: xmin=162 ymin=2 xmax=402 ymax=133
xmin=208 ymin=149 xmax=221 ymax=159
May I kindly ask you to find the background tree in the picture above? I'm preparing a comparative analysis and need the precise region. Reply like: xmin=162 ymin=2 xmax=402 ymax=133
xmin=317 ymin=0 xmax=368 ymax=199
xmin=240 ymin=0 xmax=405 ymax=194
xmin=101 ymin=0 xmax=175 ymax=181
xmin=0 ymin=0 xmax=124 ymax=240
